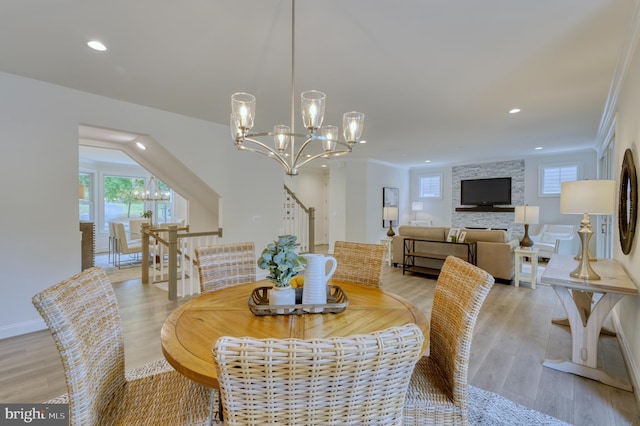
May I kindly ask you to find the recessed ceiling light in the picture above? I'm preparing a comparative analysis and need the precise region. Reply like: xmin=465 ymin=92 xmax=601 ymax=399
xmin=136 ymin=142 xmax=146 ymax=150
xmin=508 ymin=108 xmax=521 ymax=114
xmin=87 ymin=40 xmax=107 ymax=51
xmin=321 ymin=164 xmax=327 ymax=168
xmin=535 ymin=146 xmax=543 ymax=150
xmin=424 ymin=160 xmax=431 ymax=163
xmin=359 ymin=140 xmax=367 ymax=144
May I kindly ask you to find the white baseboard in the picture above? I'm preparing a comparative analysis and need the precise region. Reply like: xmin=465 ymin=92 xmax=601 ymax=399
xmin=611 ymin=310 xmax=640 ymax=402
xmin=0 ymin=318 xmax=47 ymax=340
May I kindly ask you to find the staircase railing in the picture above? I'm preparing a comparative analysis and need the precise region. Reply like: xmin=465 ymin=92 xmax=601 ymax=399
xmin=141 ymin=223 xmax=223 ymax=300
xmin=283 ymin=185 xmax=315 ymax=253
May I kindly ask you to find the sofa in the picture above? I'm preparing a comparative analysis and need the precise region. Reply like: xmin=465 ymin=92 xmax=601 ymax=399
xmin=391 ymin=226 xmax=519 ymax=281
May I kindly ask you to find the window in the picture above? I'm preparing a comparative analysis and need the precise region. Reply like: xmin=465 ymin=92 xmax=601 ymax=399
xmin=103 ymin=175 xmax=145 ymax=232
xmin=153 ymin=179 xmax=173 ymax=224
xmin=419 ymin=173 xmax=442 ymax=199
xmin=79 ymin=173 xmax=93 ymax=221
xmin=539 ymin=163 xmax=581 ymax=196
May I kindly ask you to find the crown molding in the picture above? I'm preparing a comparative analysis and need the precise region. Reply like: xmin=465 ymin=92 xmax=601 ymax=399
xmin=597 ymin=0 xmax=640 ymax=157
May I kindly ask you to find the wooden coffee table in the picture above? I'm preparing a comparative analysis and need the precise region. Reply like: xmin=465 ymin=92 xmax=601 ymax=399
xmin=161 ymin=280 xmax=430 ymax=388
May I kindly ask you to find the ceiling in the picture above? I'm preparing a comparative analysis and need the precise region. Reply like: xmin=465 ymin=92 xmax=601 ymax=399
xmin=2 ymin=0 xmax=635 ymax=169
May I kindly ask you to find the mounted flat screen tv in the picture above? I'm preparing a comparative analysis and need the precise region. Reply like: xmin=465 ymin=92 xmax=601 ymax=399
xmin=460 ymin=177 xmax=512 ymax=206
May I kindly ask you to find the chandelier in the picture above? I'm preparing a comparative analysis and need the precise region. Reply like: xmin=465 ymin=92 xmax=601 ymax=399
xmin=134 ymin=176 xmax=170 ymax=202
xmin=230 ymin=0 xmax=365 ymax=176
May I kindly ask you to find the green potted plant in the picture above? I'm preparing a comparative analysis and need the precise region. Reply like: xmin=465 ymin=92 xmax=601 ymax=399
xmin=257 ymin=235 xmax=306 ymax=287
xmin=142 ymin=210 xmax=153 ymax=223
xmin=257 ymin=235 xmax=306 ymax=312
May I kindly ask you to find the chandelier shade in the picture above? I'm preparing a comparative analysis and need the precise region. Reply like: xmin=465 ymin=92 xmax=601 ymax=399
xmin=229 ymin=0 xmax=365 ymax=176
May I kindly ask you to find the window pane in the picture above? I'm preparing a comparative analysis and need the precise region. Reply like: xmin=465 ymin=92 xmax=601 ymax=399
xmin=419 ymin=174 xmax=441 ymax=198
xmin=542 ymin=165 xmax=578 ymax=195
xmin=154 ymin=179 xmax=173 ymax=223
xmin=79 ymin=173 xmax=93 ymax=221
xmin=103 ymin=175 xmax=145 ymax=232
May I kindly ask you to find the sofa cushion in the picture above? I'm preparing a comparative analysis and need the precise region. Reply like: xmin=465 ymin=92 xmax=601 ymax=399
xmin=397 ymin=226 xmax=447 ymax=241
xmin=461 ymin=229 xmax=508 ymax=243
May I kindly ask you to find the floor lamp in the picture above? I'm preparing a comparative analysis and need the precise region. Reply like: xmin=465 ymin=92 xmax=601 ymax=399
xmin=560 ymin=180 xmax=615 ymax=280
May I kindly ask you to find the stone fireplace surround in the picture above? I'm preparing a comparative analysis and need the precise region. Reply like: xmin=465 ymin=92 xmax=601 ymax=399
xmin=451 ymin=159 xmax=525 ymax=234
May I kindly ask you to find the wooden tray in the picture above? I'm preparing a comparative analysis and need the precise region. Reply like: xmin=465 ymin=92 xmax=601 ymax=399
xmin=248 ymin=285 xmax=349 ymax=315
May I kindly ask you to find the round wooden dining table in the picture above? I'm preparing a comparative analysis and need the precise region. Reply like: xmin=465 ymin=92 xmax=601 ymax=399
xmin=161 ymin=280 xmax=430 ymax=388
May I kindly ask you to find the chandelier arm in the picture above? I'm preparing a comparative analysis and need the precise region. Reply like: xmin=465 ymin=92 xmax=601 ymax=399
xmin=237 ymin=145 xmax=293 ymax=175
xmin=238 ymin=137 xmax=291 ymax=170
xmin=291 ymin=136 xmax=352 ymax=164
xmin=293 ymin=147 xmax=352 ymax=170
xmin=291 ymin=135 xmax=317 ymax=165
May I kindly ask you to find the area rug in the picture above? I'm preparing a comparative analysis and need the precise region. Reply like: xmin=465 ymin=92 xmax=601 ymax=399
xmin=469 ymin=385 xmax=571 ymax=425
xmin=46 ymin=360 xmax=570 ymax=425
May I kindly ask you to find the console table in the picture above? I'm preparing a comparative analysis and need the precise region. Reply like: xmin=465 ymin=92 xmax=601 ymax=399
xmin=403 ymin=238 xmax=477 ymax=276
xmin=540 ymin=254 xmax=637 ymax=391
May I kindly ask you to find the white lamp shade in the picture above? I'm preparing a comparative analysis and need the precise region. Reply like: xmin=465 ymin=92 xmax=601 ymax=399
xmin=412 ymin=202 xmax=424 ymax=211
xmin=560 ymin=180 xmax=615 ymax=215
xmin=514 ymin=205 xmax=539 ymax=224
xmin=383 ymin=206 xmax=399 ymax=221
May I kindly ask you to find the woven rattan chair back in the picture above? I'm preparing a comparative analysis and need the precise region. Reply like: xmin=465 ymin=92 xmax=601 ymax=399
xmin=213 ymin=323 xmax=424 ymax=425
xmin=195 ymin=242 xmax=256 ymax=293
xmin=404 ymin=256 xmax=494 ymax=425
xmin=332 ymin=240 xmax=385 ymax=287
xmin=32 ymin=267 xmax=127 ymax=425
xmin=431 ymin=256 xmax=494 ymax=397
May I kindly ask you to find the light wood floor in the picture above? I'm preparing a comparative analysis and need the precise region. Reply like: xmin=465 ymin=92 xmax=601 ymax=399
xmin=1 ymin=249 xmax=639 ymax=425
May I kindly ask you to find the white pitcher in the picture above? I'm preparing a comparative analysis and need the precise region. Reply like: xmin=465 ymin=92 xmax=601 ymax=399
xmin=301 ymin=254 xmax=337 ymax=312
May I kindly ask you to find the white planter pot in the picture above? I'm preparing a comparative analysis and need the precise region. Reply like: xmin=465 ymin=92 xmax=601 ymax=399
xmin=269 ymin=285 xmax=295 ymax=314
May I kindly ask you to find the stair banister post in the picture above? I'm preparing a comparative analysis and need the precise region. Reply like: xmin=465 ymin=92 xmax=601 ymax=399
xmin=309 ymin=207 xmax=315 ymax=253
xmin=168 ymin=225 xmax=178 ymax=301
xmin=142 ymin=223 xmax=150 ymax=284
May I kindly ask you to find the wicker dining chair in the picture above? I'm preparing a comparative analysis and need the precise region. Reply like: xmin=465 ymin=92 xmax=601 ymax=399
xmin=332 ymin=240 xmax=386 ymax=287
xmin=32 ymin=267 xmax=210 ymax=426
xmin=404 ymin=256 xmax=495 ymax=425
xmin=213 ymin=323 xmax=424 ymax=426
xmin=195 ymin=242 xmax=256 ymax=293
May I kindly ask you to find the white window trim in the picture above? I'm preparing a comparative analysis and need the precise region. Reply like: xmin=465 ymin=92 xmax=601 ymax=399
xmin=418 ymin=172 xmax=443 ymax=199
xmin=538 ymin=162 xmax=583 ymax=197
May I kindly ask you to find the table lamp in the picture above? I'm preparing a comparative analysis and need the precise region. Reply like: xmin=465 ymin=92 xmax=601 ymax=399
xmin=514 ymin=205 xmax=539 ymax=247
xmin=560 ymin=180 xmax=615 ymax=280
xmin=412 ymin=202 xmax=424 ymax=223
xmin=383 ymin=206 xmax=399 ymax=237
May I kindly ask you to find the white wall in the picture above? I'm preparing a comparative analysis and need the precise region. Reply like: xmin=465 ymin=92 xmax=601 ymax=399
xmin=327 ymin=159 xmax=407 ymax=249
xmin=365 ymin=160 xmax=408 ymax=243
xmin=524 ymin=150 xmax=597 ymax=226
xmin=328 ymin=161 xmax=347 ymax=249
xmin=284 ymin=168 xmax=328 ymax=245
xmin=0 ymin=72 xmax=284 ymax=339
xmin=410 ymin=166 xmax=452 ymax=227
xmin=612 ymin=35 xmax=640 ymax=399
